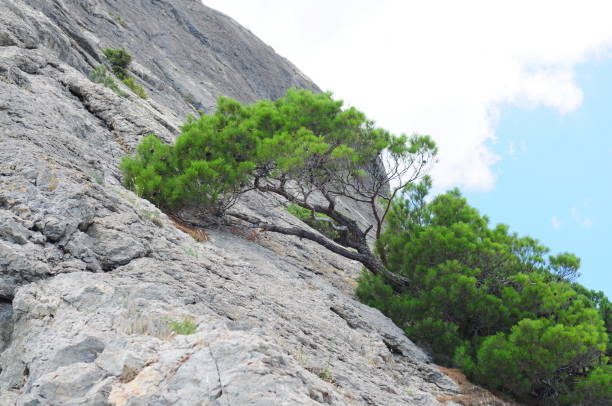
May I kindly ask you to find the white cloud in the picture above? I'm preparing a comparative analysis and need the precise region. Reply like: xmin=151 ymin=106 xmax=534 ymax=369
xmin=508 ymin=141 xmax=516 ymax=160
xmin=203 ymin=0 xmax=612 ymax=191
xmin=571 ymin=205 xmax=593 ymax=229
xmin=551 ymin=216 xmax=561 ymax=229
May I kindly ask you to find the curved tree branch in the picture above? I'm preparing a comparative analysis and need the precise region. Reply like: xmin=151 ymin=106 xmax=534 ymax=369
xmin=226 ymin=211 xmax=410 ymax=292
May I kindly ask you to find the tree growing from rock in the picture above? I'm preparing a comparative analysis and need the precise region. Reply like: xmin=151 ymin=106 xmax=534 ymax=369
xmin=121 ymin=88 xmax=436 ymax=288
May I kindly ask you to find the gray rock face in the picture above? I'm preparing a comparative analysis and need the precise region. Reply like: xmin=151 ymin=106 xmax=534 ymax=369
xmin=0 ymin=0 xmax=462 ymax=405
xmin=15 ymin=0 xmax=319 ymax=116
xmin=0 ymin=303 xmax=11 ymax=353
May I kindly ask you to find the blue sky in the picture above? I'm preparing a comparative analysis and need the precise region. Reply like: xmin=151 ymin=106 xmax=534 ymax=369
xmin=465 ymin=59 xmax=611 ymax=296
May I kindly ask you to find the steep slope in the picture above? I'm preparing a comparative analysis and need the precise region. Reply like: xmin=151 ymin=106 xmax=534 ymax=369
xmin=0 ymin=1 xmax=464 ymax=405
xmin=6 ymin=0 xmax=318 ymax=116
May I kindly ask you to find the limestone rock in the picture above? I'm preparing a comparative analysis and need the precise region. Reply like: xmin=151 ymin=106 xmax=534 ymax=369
xmin=0 ymin=0 xmax=463 ymax=405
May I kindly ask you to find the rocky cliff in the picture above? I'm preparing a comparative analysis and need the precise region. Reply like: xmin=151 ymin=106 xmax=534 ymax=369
xmin=0 ymin=1 xmax=466 ymax=405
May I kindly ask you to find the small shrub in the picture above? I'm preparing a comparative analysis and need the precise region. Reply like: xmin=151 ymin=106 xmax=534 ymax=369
xmin=122 ymin=77 xmax=148 ymax=99
xmin=99 ymin=48 xmax=148 ymax=99
xmin=102 ymin=48 xmax=132 ymax=80
xmin=89 ymin=64 xmax=108 ymax=83
xmin=318 ymin=366 xmax=331 ymax=381
xmin=169 ymin=319 xmax=197 ymax=335
xmin=309 ymin=357 xmax=334 ymax=383
xmin=107 ymin=11 xmax=127 ymax=28
xmin=89 ymin=64 xmax=126 ymax=97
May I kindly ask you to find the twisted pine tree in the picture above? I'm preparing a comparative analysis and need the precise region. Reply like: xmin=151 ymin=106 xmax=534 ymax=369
xmin=121 ymin=89 xmax=437 ymax=288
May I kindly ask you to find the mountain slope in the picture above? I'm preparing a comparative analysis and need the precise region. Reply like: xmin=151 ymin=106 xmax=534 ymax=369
xmin=15 ymin=0 xmax=319 ymax=115
xmin=0 ymin=1 xmax=465 ymax=405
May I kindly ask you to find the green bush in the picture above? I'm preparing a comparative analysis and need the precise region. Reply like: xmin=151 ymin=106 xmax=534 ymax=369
xmin=122 ymin=89 xmax=424 ymax=219
xmin=122 ymin=77 xmax=148 ymax=99
xmin=169 ymin=319 xmax=197 ymax=335
xmin=562 ymin=365 xmax=612 ymax=405
xmin=476 ymin=316 xmax=607 ymax=400
xmin=121 ymin=111 xmax=258 ymax=215
xmin=357 ymin=181 xmax=610 ymax=404
xmin=89 ymin=64 xmax=126 ymax=97
xmin=102 ymin=48 xmax=132 ymax=80
xmin=99 ymin=48 xmax=148 ymax=98
xmin=573 ymin=283 xmax=612 ymax=357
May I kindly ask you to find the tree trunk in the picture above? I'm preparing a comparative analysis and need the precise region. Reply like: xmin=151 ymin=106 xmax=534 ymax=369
xmin=227 ymin=212 xmax=409 ymax=292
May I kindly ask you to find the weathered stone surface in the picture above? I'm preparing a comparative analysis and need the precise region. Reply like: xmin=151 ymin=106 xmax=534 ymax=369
xmin=0 ymin=211 xmax=31 ymax=245
xmin=13 ymin=0 xmax=319 ymax=117
xmin=0 ymin=303 xmax=12 ymax=353
xmin=0 ymin=0 xmax=466 ymax=405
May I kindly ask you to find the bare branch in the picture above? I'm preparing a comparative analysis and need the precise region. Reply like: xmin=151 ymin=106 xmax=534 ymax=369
xmin=226 ymin=211 xmax=410 ymax=291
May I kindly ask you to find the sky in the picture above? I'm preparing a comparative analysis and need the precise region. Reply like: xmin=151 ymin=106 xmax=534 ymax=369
xmin=203 ymin=0 xmax=612 ymax=296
